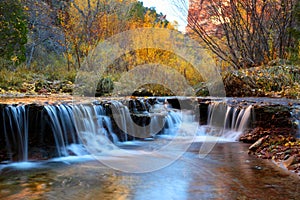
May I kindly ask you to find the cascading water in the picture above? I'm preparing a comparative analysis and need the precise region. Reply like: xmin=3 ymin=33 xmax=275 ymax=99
xmin=110 ymin=100 xmax=179 ymax=140
xmin=2 ymin=105 xmax=28 ymax=161
xmin=206 ymin=101 xmax=253 ymax=140
xmin=44 ymin=105 xmax=74 ymax=157
xmin=72 ymin=104 xmax=118 ymax=154
xmin=0 ymin=103 xmax=120 ymax=162
xmin=110 ymin=101 xmax=133 ymax=141
xmin=44 ymin=103 xmax=123 ymax=156
xmin=0 ymin=99 xmax=253 ymax=163
xmin=162 ymin=110 xmax=182 ymax=135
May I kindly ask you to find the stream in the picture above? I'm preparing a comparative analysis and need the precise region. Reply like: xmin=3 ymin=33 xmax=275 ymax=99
xmin=0 ymin=97 xmax=299 ymax=199
xmin=0 ymin=141 xmax=299 ymax=200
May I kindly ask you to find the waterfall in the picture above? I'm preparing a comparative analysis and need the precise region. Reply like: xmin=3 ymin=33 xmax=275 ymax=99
xmin=0 ymin=99 xmax=253 ymax=163
xmin=110 ymin=100 xmax=172 ymax=140
xmin=0 ymin=103 xmax=120 ymax=162
xmin=162 ymin=110 xmax=182 ymax=135
xmin=2 ymin=105 xmax=28 ymax=161
xmin=111 ymin=101 xmax=133 ymax=141
xmin=207 ymin=102 xmax=253 ymax=140
xmin=43 ymin=103 xmax=122 ymax=156
xmin=72 ymin=104 xmax=118 ymax=154
xmin=136 ymin=98 xmax=148 ymax=113
xmin=44 ymin=104 xmax=81 ymax=157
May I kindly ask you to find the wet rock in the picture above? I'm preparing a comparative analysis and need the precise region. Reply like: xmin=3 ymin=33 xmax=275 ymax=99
xmin=249 ymin=136 xmax=268 ymax=151
xmin=240 ymin=127 xmax=295 ymax=143
xmin=132 ymin=88 xmax=154 ymax=97
xmin=252 ymin=105 xmax=294 ymax=129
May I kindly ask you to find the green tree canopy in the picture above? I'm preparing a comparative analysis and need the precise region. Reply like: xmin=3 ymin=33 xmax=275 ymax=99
xmin=290 ymin=0 xmax=300 ymax=62
xmin=0 ymin=0 xmax=28 ymax=65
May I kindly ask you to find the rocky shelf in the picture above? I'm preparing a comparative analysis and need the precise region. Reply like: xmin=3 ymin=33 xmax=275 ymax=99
xmin=0 ymin=96 xmax=299 ymax=176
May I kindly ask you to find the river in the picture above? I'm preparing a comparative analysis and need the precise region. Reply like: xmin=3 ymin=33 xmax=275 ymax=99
xmin=0 ymin=97 xmax=299 ymax=199
xmin=0 ymin=141 xmax=299 ymax=200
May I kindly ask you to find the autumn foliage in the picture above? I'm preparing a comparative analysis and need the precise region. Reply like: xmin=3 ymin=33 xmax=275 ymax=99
xmin=186 ymin=0 xmax=300 ymax=69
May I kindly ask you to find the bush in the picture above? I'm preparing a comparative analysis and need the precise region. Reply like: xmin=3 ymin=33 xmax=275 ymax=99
xmin=0 ymin=63 xmax=77 ymax=94
xmin=223 ymin=65 xmax=300 ymax=98
xmin=96 ymin=76 xmax=114 ymax=96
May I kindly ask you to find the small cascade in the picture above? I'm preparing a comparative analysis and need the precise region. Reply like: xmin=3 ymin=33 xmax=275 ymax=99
xmin=44 ymin=104 xmax=78 ymax=156
xmin=207 ymin=102 xmax=253 ymax=140
xmin=110 ymin=101 xmax=169 ymax=140
xmin=0 ymin=98 xmax=255 ymax=163
xmin=136 ymin=98 xmax=148 ymax=113
xmin=72 ymin=104 xmax=118 ymax=154
xmin=43 ymin=103 xmax=120 ymax=157
xmin=162 ymin=110 xmax=182 ymax=135
xmin=0 ymin=103 xmax=120 ymax=162
xmin=93 ymin=104 xmax=118 ymax=143
xmin=111 ymin=101 xmax=133 ymax=141
xmin=2 ymin=105 xmax=28 ymax=161
xmin=128 ymin=98 xmax=149 ymax=114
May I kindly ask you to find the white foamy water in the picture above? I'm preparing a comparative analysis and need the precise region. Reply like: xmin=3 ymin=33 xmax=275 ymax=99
xmin=0 ymin=100 xmax=253 ymax=171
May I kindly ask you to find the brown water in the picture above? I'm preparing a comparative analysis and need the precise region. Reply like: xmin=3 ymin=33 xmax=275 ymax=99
xmin=0 ymin=142 xmax=299 ymax=200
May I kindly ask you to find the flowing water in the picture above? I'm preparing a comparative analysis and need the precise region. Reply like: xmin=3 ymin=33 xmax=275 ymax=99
xmin=2 ymin=105 xmax=28 ymax=161
xmin=0 ymin=98 xmax=299 ymax=199
xmin=0 ymin=142 xmax=299 ymax=200
xmin=206 ymin=101 xmax=253 ymax=140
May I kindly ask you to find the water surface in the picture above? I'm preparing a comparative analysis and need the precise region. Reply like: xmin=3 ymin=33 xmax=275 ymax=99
xmin=0 ymin=141 xmax=299 ymax=200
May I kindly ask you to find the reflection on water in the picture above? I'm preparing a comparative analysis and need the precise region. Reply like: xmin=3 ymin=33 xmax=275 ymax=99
xmin=0 ymin=142 xmax=299 ymax=200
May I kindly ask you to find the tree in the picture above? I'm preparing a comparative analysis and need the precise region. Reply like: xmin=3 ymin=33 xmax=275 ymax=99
xmin=59 ymin=0 xmax=172 ymax=69
xmin=59 ymin=0 xmax=134 ymax=69
xmin=105 ymin=4 xmax=203 ymax=88
xmin=175 ymin=0 xmax=299 ymax=69
xmin=128 ymin=1 xmax=171 ymax=28
xmin=289 ymin=0 xmax=300 ymax=63
xmin=0 ymin=0 xmax=28 ymax=66
xmin=23 ymin=0 xmax=65 ymax=67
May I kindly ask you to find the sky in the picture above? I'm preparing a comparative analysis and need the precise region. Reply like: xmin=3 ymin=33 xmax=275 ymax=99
xmin=139 ymin=0 xmax=189 ymax=32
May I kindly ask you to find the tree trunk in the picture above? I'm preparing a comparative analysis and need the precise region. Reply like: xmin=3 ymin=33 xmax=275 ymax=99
xmin=27 ymin=44 xmax=35 ymax=68
xmin=75 ymin=44 xmax=81 ymax=69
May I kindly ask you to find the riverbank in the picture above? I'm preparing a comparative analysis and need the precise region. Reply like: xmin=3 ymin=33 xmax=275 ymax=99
xmin=1 ymin=64 xmax=300 ymax=99
xmin=242 ymin=128 xmax=300 ymax=177
xmin=235 ymin=98 xmax=300 ymax=177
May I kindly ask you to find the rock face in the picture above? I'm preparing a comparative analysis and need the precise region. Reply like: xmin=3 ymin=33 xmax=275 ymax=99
xmin=240 ymin=103 xmax=297 ymax=143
